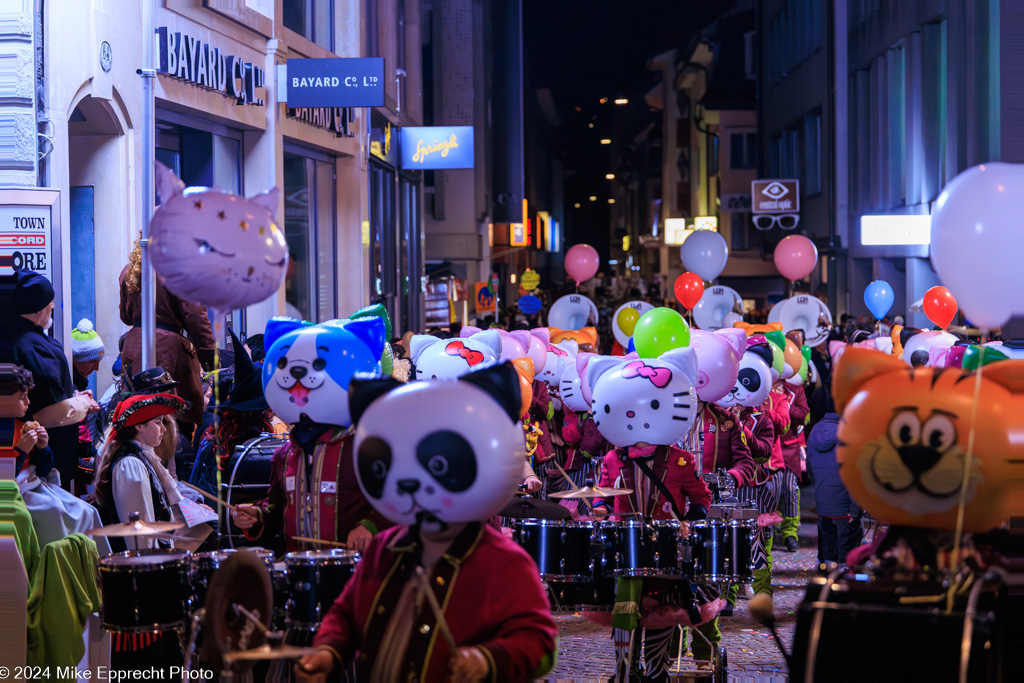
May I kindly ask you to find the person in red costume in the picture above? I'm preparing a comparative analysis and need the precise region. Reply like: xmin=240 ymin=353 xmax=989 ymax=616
xmin=297 ymin=364 xmax=557 ymax=682
xmin=778 ymin=377 xmax=810 ymax=551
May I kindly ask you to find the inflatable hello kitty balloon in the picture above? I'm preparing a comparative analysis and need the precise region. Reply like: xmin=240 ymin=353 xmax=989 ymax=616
xmin=150 ymin=162 xmax=288 ymax=311
xmin=689 ymin=328 xmax=746 ymax=403
xmin=716 ymin=340 xmax=774 ymax=410
xmin=350 ymin=363 xmax=525 ymax=532
xmin=586 ymin=347 xmax=701 ymax=448
xmin=536 ymin=340 xmax=579 ymax=393
xmin=558 ymin=352 xmax=595 ymax=413
xmin=409 ymin=331 xmax=501 ymax=380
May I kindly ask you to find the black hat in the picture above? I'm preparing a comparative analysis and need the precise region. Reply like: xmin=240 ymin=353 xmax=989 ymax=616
xmin=127 ymin=366 xmax=179 ymax=394
xmin=214 ymin=329 xmax=268 ymax=412
xmin=14 ymin=269 xmax=54 ymax=314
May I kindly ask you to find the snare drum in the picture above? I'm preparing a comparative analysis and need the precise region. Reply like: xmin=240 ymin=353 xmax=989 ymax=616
xmin=98 ymin=549 xmax=192 ymax=632
xmin=513 ymin=519 xmax=595 ymax=582
xmin=548 ymin=574 xmax=617 ymax=612
xmin=192 ymin=547 xmax=275 ymax=609
xmin=599 ymin=519 xmax=690 ymax=578
xmin=690 ymin=519 xmax=756 ymax=583
xmin=284 ymin=549 xmax=361 ymax=628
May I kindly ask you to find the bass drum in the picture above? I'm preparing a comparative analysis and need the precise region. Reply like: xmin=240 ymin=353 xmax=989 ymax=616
xmin=222 ymin=434 xmax=289 ymax=551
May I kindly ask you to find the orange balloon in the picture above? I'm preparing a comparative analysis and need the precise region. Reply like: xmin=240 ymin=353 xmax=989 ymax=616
xmin=923 ymin=286 xmax=958 ymax=329
xmin=511 ymin=358 xmax=535 ymax=418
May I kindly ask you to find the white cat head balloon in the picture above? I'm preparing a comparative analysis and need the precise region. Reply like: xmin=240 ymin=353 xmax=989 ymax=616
xmin=716 ymin=341 xmax=774 ymax=410
xmin=350 ymin=363 xmax=525 ymax=532
xmin=587 ymin=347 xmax=701 ymax=448
xmin=558 ymin=352 xmax=595 ymax=413
xmin=409 ymin=331 xmax=501 ymax=380
xmin=536 ymin=340 xmax=579 ymax=394
xmin=150 ymin=162 xmax=288 ymax=311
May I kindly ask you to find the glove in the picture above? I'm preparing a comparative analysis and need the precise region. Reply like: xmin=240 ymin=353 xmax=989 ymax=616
xmin=684 ymin=503 xmax=708 ymax=521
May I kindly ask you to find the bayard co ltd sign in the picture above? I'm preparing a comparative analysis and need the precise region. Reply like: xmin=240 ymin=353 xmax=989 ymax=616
xmin=156 ymin=27 xmax=266 ymax=106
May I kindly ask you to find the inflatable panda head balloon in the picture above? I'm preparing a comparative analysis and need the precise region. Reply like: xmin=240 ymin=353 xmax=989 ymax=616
xmin=717 ymin=339 xmax=774 ymax=410
xmin=899 ymin=328 xmax=960 ymax=368
xmin=408 ymin=331 xmax=501 ymax=380
xmin=689 ymin=328 xmax=745 ymax=403
xmin=587 ymin=347 xmax=701 ymax=448
xmin=262 ymin=316 xmax=385 ymax=426
xmin=150 ymin=162 xmax=288 ymax=311
xmin=350 ymin=362 xmax=525 ymax=532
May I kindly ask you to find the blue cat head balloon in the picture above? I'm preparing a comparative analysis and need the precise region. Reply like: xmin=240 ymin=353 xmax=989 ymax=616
xmin=262 ymin=316 xmax=386 ymax=426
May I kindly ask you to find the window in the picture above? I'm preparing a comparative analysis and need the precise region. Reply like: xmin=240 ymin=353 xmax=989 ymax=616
xmin=766 ymin=0 xmax=824 ymax=85
xmin=887 ymin=44 xmax=906 ymax=207
xmin=803 ymin=114 xmax=822 ymax=195
xmin=730 ymin=131 xmax=757 ymax=169
xmin=283 ymin=150 xmax=336 ymax=322
xmin=730 ymin=212 xmax=751 ymax=251
xmin=365 ymin=0 xmax=380 ymax=57
xmin=283 ymin=0 xmax=334 ymax=51
xmin=708 ymin=134 xmax=719 ymax=177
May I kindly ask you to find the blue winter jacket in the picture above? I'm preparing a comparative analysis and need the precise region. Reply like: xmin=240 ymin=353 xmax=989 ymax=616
xmin=806 ymin=414 xmax=855 ymax=517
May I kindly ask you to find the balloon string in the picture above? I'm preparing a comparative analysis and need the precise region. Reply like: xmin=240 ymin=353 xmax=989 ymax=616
xmin=211 ymin=311 xmax=223 ymax=547
xmin=948 ymin=343 xmax=985 ymax=613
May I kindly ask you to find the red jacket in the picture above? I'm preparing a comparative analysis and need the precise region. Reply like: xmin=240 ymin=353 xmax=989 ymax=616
xmin=313 ymin=523 xmax=557 ymax=682
xmin=699 ymin=404 xmax=757 ymax=487
xmin=560 ymin=411 xmax=607 ymax=471
xmin=594 ymin=445 xmax=712 ymax=519
xmin=764 ymin=390 xmax=791 ymax=471
xmin=740 ymin=408 xmax=776 ymax=471
xmin=781 ymin=384 xmax=809 ymax=473
xmin=529 ymin=380 xmax=555 ymax=462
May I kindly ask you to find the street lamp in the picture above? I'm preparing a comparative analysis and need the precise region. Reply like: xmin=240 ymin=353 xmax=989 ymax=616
xmin=605 ymin=173 xmax=615 ymax=180
xmin=614 ymin=98 xmax=628 ymax=105
xmin=600 ymin=139 xmax=611 ymax=145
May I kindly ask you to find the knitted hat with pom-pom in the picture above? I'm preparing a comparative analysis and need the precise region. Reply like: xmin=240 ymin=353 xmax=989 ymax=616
xmin=71 ymin=319 xmax=105 ymax=362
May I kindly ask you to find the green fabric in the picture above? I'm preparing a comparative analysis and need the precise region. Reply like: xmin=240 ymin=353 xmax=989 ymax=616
xmin=544 ymin=400 xmax=555 ymax=421
xmin=358 ymin=518 xmax=379 ymax=535
xmin=753 ymin=534 xmax=774 ymax=596
xmin=26 ymin=533 xmax=101 ymax=674
xmin=0 ymin=500 xmax=40 ymax=590
xmin=781 ymin=488 xmax=801 ymax=540
xmin=611 ymin=577 xmax=643 ymax=631
xmin=684 ymin=618 xmax=722 ymax=663
xmin=531 ymin=645 xmax=557 ymax=679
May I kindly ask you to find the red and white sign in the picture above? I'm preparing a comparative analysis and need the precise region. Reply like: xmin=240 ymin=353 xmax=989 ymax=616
xmin=0 ymin=205 xmax=52 ymax=280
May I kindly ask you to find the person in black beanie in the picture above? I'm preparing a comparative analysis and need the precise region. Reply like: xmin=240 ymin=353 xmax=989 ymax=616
xmin=10 ymin=269 xmax=99 ymax=490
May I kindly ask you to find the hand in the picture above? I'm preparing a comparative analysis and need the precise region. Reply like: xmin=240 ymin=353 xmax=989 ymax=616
xmin=591 ymin=506 xmax=609 ymax=520
xmin=449 ymin=646 xmax=489 ymax=681
xmin=17 ymin=429 xmax=38 ymax=453
xmin=76 ymin=389 xmax=94 ymax=400
xmin=33 ymin=425 xmax=48 ymax=449
xmin=523 ymin=475 xmax=542 ymax=493
xmin=679 ymin=520 xmax=690 ymax=537
xmin=231 ymin=504 xmax=260 ymax=530
xmin=295 ymin=650 xmax=335 ymax=682
xmin=346 ymin=524 xmax=373 ymax=553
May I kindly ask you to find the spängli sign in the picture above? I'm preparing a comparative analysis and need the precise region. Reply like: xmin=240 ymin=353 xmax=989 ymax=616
xmin=400 ymin=126 xmax=474 ymax=170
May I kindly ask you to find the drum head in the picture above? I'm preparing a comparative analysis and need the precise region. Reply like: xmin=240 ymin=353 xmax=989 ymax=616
xmin=693 ymin=286 xmax=743 ymax=331
xmin=285 ymin=549 xmax=360 ymax=565
xmin=201 ymin=550 xmax=273 ymax=672
xmin=779 ymin=295 xmax=832 ymax=347
xmin=548 ymin=294 xmax=599 ymax=331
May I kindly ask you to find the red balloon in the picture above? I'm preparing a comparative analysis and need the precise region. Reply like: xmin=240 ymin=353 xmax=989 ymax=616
xmin=674 ymin=272 xmax=705 ymax=310
xmin=923 ymin=285 xmax=958 ymax=329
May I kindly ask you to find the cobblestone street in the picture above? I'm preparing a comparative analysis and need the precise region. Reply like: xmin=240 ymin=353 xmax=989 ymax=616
xmin=547 ymin=517 xmax=820 ymax=682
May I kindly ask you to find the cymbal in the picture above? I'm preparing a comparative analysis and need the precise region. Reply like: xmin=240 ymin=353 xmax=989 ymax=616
xmin=86 ymin=519 xmax=186 ymax=538
xmin=549 ymin=485 xmax=633 ymax=500
xmin=499 ymin=497 xmax=571 ymax=520
xmin=222 ymin=645 xmax=321 ymax=663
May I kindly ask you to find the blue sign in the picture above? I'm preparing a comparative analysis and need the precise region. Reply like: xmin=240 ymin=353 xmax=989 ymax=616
xmin=517 ymin=295 xmax=543 ymax=315
xmin=282 ymin=58 xmax=385 ymax=108
xmin=400 ymin=126 xmax=474 ymax=170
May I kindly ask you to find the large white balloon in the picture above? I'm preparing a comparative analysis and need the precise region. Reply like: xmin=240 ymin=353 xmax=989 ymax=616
xmin=680 ymin=230 xmax=729 ymax=282
xmin=931 ymin=163 xmax=1024 ymax=329
xmin=611 ymin=300 xmax=654 ymax=348
xmin=548 ymin=293 xmax=598 ymax=331
xmin=692 ymin=285 xmax=743 ymax=331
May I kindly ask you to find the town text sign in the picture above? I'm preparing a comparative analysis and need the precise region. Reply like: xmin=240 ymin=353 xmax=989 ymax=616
xmin=400 ymin=126 xmax=474 ymax=170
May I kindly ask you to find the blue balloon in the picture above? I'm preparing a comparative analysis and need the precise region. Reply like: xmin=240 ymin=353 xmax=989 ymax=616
xmin=517 ymin=295 xmax=543 ymax=315
xmin=627 ymin=337 xmax=636 ymax=353
xmin=864 ymin=280 xmax=895 ymax=320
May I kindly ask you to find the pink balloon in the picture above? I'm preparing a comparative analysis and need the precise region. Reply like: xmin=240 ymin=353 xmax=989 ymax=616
xmin=565 ymin=244 xmax=600 ymax=282
xmin=689 ymin=330 xmax=742 ymax=403
xmin=497 ymin=331 xmax=527 ymax=362
xmin=773 ymin=235 xmax=819 ymax=282
xmin=511 ymin=330 xmax=547 ymax=373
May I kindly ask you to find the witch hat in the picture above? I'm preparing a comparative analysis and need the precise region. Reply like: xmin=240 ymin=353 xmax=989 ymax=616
xmin=214 ymin=329 xmax=269 ymax=412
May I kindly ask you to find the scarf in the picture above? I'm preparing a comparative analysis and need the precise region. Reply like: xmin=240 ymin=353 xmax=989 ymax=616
xmin=131 ymin=440 xmax=183 ymax=510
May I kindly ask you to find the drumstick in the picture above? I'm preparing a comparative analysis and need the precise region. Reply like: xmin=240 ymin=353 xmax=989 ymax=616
xmin=178 ymin=480 xmax=241 ymax=512
xmin=550 ymin=460 xmax=593 ymax=513
xmin=415 ymin=566 xmax=458 ymax=652
xmin=291 ymin=536 xmax=347 ymax=548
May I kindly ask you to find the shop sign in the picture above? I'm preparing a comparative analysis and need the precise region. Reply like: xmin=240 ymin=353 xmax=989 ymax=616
xmin=280 ymin=58 xmax=385 ymax=108
xmin=474 ymin=283 xmax=496 ymax=313
xmin=0 ymin=204 xmax=52 ymax=281
xmin=286 ymin=106 xmax=354 ymax=137
xmin=751 ymin=179 xmax=799 ymax=213
xmin=860 ymin=214 xmax=931 ymax=246
xmin=520 ymin=269 xmax=540 ymax=290
xmin=370 ymin=111 xmax=400 ymax=166
xmin=156 ymin=27 xmax=266 ymax=106
xmin=400 ymin=126 xmax=474 ymax=170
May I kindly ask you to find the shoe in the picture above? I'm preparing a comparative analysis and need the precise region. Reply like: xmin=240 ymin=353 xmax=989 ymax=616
xmin=785 ymin=536 xmax=799 ymax=552
xmin=719 ymin=603 xmax=734 ymax=617
xmin=748 ymin=592 xmax=774 ymax=621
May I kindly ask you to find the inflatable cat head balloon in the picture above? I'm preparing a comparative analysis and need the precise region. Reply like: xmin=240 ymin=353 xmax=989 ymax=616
xmin=717 ymin=339 xmax=774 ymax=410
xmin=587 ymin=347 xmax=701 ymax=448
xmin=536 ymin=340 xmax=579 ymax=393
xmin=262 ymin=316 xmax=385 ymax=426
xmin=689 ymin=328 xmax=745 ymax=403
xmin=150 ymin=162 xmax=288 ymax=311
xmin=558 ymin=352 xmax=595 ymax=413
xmin=833 ymin=347 xmax=1022 ymax=532
xmin=409 ymin=331 xmax=501 ymax=380
xmin=349 ymin=363 xmax=525 ymax=532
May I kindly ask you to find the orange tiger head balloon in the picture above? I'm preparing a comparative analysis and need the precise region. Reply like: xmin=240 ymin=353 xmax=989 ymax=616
xmin=833 ymin=347 xmax=1023 ymax=532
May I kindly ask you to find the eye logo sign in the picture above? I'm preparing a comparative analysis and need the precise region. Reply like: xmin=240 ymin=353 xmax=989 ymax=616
xmin=752 ymin=179 xmax=800 ymax=213
xmin=762 ymin=182 xmax=789 ymax=200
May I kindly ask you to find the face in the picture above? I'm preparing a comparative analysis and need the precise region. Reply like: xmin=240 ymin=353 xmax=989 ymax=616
xmin=354 ymin=380 xmax=524 ymax=532
xmin=717 ymin=350 xmax=772 ymax=409
xmin=410 ymin=336 xmax=500 ymax=381
xmin=902 ymin=330 xmax=959 ymax=368
xmin=0 ymin=390 xmax=30 ymax=418
xmin=74 ymin=360 xmax=101 ymax=377
xmin=689 ymin=330 xmax=742 ymax=403
xmin=202 ymin=384 xmax=213 ymax=411
xmin=134 ymin=416 xmax=167 ymax=447
xmin=559 ymin=363 xmax=589 ymax=413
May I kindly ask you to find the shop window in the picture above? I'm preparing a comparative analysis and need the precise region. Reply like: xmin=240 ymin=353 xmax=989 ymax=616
xmin=283 ymin=0 xmax=334 ymax=51
xmin=729 ymin=131 xmax=757 ymax=169
xmin=284 ymin=150 xmax=337 ymax=322
xmin=803 ymin=114 xmax=822 ymax=196
xmin=731 ymin=212 xmax=751 ymax=251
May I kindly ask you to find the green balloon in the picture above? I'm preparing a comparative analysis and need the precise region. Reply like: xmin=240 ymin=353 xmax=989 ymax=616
xmin=632 ymin=307 xmax=690 ymax=358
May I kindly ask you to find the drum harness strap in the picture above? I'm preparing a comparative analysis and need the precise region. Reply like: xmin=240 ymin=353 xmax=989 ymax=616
xmin=633 ymin=453 xmax=683 ymax=520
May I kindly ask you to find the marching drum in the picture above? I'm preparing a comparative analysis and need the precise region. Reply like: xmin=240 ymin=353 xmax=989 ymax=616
xmin=224 ymin=435 xmax=289 ymax=507
xmin=98 ymin=549 xmax=193 ymax=632
xmin=283 ymin=549 xmax=361 ymax=628
xmin=513 ymin=519 xmax=596 ymax=582
xmin=599 ymin=519 xmax=692 ymax=579
xmin=192 ymin=547 xmax=275 ymax=609
xmin=690 ymin=519 xmax=757 ymax=583
xmin=548 ymin=575 xmax=617 ymax=612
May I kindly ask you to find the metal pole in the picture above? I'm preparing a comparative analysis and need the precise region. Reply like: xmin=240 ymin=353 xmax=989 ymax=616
xmin=140 ymin=0 xmax=156 ymax=368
